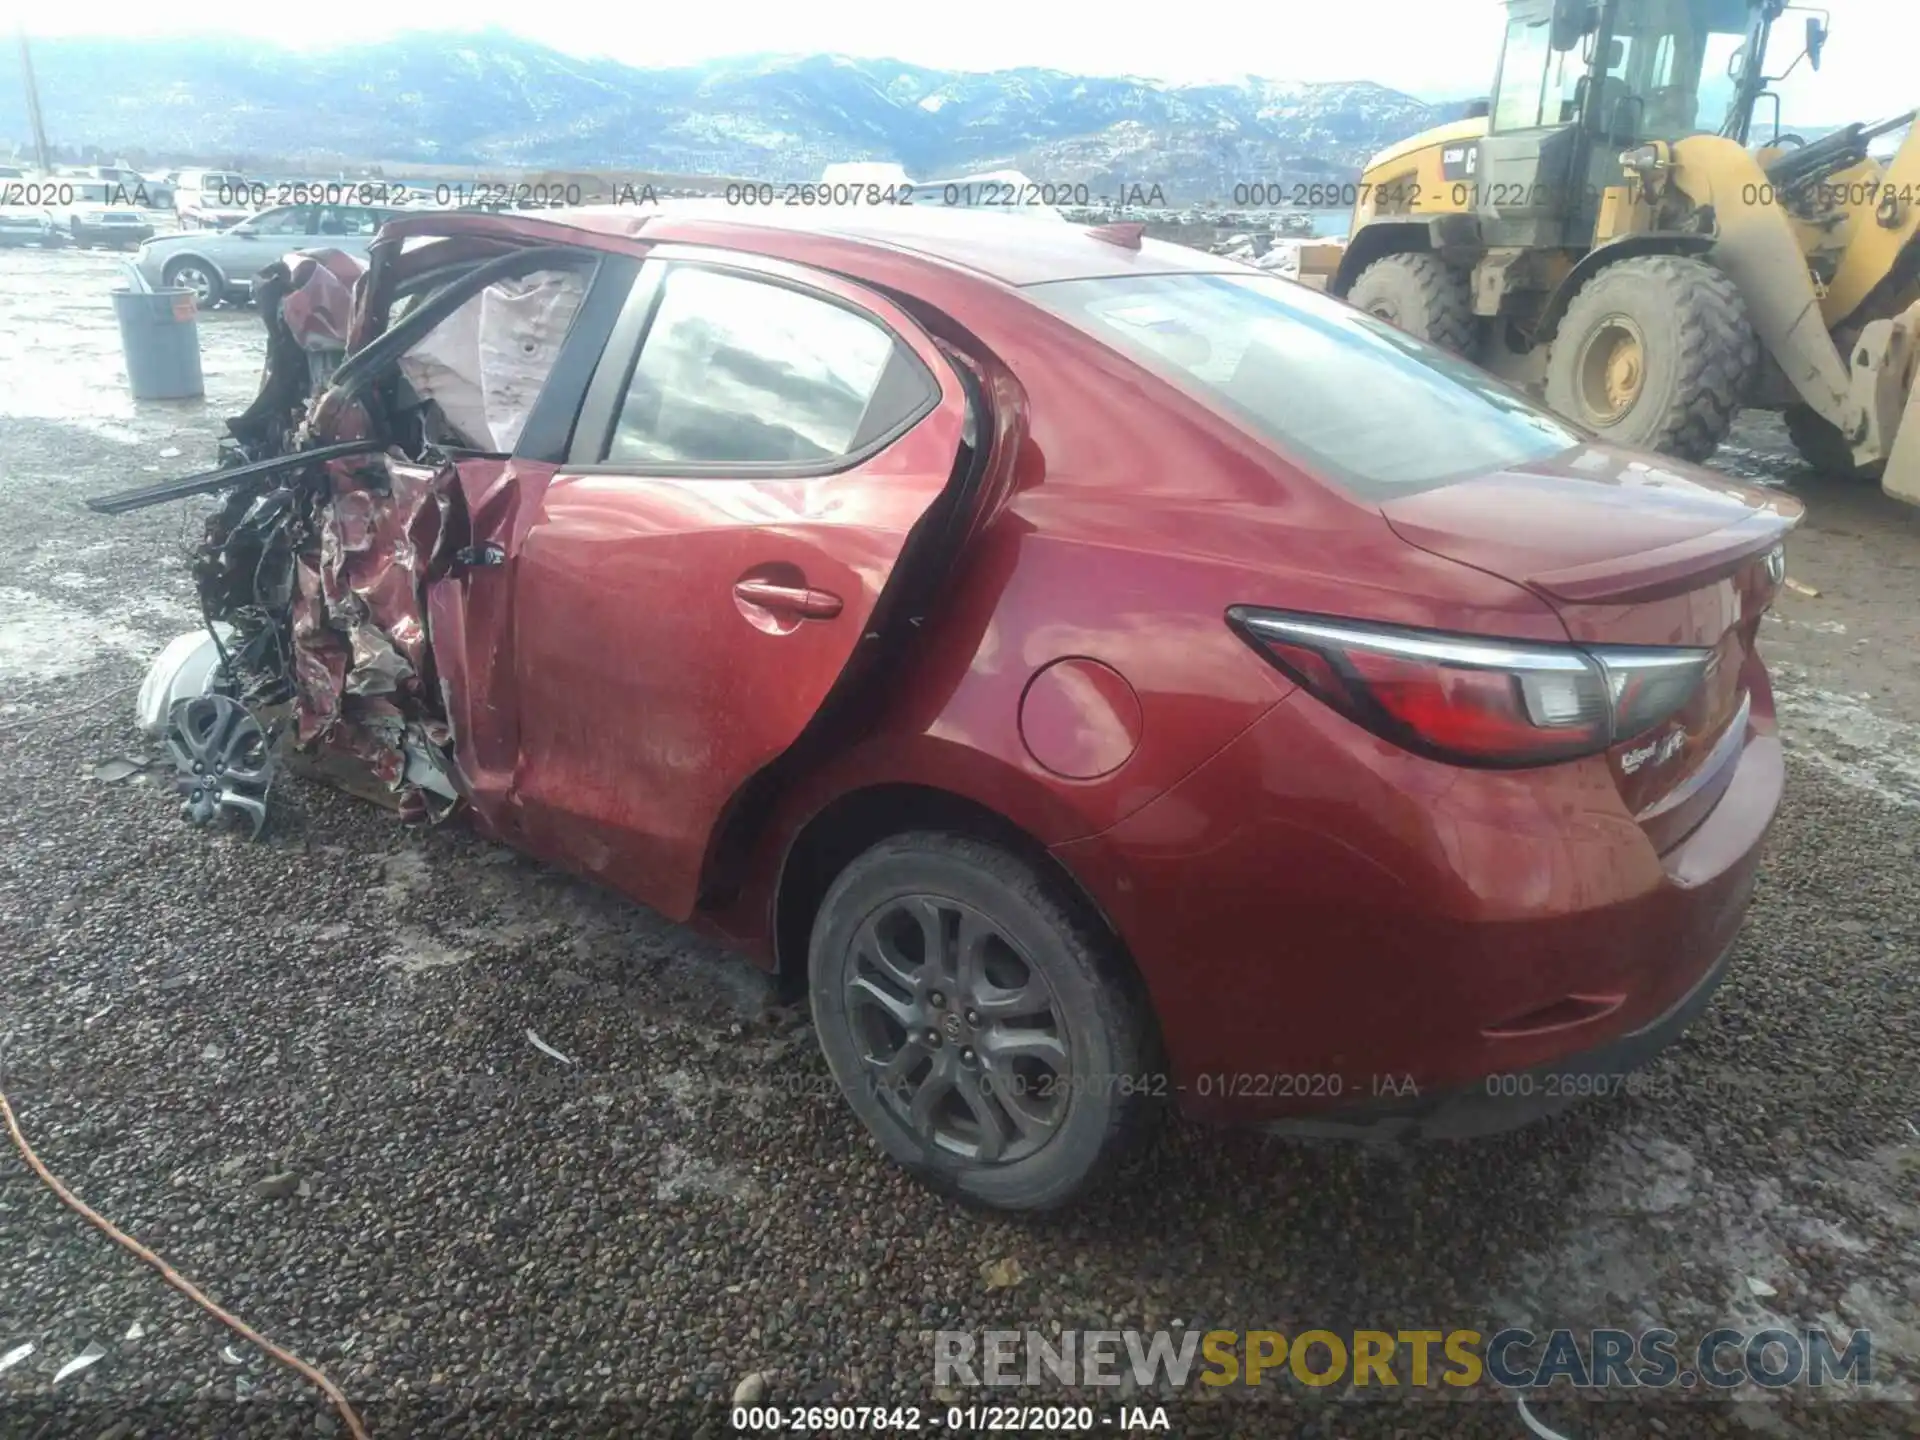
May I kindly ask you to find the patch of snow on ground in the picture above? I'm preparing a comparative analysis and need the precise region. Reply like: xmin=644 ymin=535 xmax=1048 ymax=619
xmin=0 ymin=587 xmax=155 ymax=683
xmin=1774 ymin=681 xmax=1920 ymax=808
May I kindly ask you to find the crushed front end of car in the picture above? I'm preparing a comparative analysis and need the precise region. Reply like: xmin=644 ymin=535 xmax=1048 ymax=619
xmin=89 ymin=225 xmax=594 ymax=829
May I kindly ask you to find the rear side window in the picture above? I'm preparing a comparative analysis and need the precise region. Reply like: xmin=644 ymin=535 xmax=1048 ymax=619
xmin=607 ymin=266 xmax=931 ymax=467
xmin=1030 ymin=272 xmax=1580 ymax=498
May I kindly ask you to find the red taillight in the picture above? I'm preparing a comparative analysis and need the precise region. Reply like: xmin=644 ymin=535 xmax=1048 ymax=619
xmin=1229 ymin=608 xmax=1709 ymax=768
xmin=1347 ymin=649 xmax=1600 ymax=758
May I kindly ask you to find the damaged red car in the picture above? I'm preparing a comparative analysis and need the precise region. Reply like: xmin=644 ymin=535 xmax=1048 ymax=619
xmin=94 ymin=205 xmax=1801 ymax=1210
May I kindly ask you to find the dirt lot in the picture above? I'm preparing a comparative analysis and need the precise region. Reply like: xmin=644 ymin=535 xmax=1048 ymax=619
xmin=0 ymin=246 xmax=1917 ymax=1439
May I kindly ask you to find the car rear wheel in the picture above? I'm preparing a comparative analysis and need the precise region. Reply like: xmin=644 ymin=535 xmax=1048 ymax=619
xmin=162 ymin=258 xmax=220 ymax=310
xmin=808 ymin=832 xmax=1156 ymax=1211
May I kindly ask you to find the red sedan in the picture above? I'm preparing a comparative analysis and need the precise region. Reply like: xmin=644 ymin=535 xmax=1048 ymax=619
xmin=103 ymin=205 xmax=1799 ymax=1210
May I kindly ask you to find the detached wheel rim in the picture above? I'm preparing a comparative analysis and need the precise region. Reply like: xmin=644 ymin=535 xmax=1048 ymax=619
xmin=844 ymin=894 xmax=1070 ymax=1165
xmin=1576 ymin=315 xmax=1647 ymax=424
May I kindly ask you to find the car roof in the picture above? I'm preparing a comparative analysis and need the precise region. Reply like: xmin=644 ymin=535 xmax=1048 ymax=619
xmin=533 ymin=200 xmax=1250 ymax=288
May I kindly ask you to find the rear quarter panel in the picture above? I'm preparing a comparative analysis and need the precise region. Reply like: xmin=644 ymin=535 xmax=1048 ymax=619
xmin=713 ymin=286 xmax=1573 ymax=959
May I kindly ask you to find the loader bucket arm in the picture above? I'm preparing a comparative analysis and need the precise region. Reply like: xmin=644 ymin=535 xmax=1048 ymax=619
xmin=1823 ymin=118 xmax=1920 ymax=333
xmin=1886 ymin=388 xmax=1920 ymax=504
xmin=1670 ymin=135 xmax=1855 ymax=429
xmin=1876 ymin=300 xmax=1920 ymax=506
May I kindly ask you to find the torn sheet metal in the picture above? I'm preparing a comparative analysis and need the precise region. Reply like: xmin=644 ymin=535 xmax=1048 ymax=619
xmin=246 ymin=272 xmax=580 ymax=813
xmin=100 ymin=233 xmax=592 ymax=825
xmin=181 ymin=255 xmax=470 ymax=815
xmin=274 ymin=249 xmax=361 ymax=355
xmin=229 ymin=252 xmax=368 ymax=464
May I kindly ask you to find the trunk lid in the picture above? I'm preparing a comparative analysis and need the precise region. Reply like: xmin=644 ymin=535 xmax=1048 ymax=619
xmin=1381 ymin=444 xmax=1802 ymax=850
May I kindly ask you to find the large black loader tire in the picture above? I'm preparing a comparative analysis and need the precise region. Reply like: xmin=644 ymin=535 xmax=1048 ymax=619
xmin=1783 ymin=403 xmax=1881 ymax=480
xmin=1346 ymin=252 xmax=1475 ymax=354
xmin=1546 ymin=254 xmax=1757 ymax=462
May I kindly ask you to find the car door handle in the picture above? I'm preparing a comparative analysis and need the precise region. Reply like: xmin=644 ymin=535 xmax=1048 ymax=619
xmin=732 ymin=579 xmax=844 ymax=619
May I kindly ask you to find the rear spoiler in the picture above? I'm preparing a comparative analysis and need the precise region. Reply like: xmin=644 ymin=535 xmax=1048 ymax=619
xmin=1525 ymin=508 xmax=1799 ymax=605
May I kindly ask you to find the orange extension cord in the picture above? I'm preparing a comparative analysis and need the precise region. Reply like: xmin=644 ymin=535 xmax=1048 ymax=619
xmin=0 ymin=1084 xmax=370 ymax=1439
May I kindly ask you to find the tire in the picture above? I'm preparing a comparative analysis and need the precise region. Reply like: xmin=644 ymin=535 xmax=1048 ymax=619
xmin=808 ymin=832 xmax=1157 ymax=1211
xmin=1546 ymin=254 xmax=1757 ymax=461
xmin=162 ymin=256 xmax=222 ymax=310
xmin=1784 ymin=403 xmax=1880 ymax=480
xmin=1346 ymin=251 xmax=1475 ymax=353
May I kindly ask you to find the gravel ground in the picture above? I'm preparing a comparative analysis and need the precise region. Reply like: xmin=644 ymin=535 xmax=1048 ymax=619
xmin=1 ymin=247 xmax=1917 ymax=1439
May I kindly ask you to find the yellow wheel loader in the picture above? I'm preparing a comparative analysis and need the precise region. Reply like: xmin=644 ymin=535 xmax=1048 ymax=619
xmin=1305 ymin=0 xmax=1920 ymax=503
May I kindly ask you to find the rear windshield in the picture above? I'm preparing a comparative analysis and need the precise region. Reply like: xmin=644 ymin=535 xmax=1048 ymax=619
xmin=1029 ymin=272 xmax=1580 ymax=498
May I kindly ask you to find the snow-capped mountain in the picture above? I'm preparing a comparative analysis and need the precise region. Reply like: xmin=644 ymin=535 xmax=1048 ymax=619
xmin=3 ymin=33 xmax=1448 ymax=199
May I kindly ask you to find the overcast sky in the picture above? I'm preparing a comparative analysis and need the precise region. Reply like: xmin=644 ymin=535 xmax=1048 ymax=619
xmin=23 ymin=1 xmax=1919 ymax=122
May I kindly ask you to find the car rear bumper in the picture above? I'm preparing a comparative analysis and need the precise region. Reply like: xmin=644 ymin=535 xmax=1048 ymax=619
xmin=1257 ymin=928 xmax=1741 ymax=1139
xmin=1051 ymin=672 xmax=1783 ymax=1127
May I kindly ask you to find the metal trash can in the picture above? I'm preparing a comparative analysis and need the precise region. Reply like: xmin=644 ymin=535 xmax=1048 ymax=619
xmin=112 ymin=287 xmax=205 ymax=401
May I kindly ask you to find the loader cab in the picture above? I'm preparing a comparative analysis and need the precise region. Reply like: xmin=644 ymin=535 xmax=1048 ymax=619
xmin=1492 ymin=0 xmax=1768 ymax=142
xmin=1480 ymin=0 xmax=1773 ymax=242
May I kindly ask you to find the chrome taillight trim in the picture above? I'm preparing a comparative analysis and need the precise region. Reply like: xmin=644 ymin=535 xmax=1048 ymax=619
xmin=1588 ymin=646 xmax=1715 ymax=675
xmin=1228 ymin=607 xmax=1717 ymax=761
xmin=1233 ymin=610 xmax=1713 ymax=679
xmin=1233 ymin=611 xmax=1593 ymax=674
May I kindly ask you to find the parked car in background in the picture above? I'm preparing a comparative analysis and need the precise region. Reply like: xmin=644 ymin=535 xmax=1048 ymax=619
xmin=76 ymin=165 xmax=175 ymax=210
xmin=75 ymin=164 xmax=147 ymax=190
xmin=174 ymin=169 xmax=254 ymax=230
xmin=61 ymin=182 xmax=155 ymax=249
xmin=0 ymin=206 xmax=67 ymax=248
xmin=103 ymin=205 xmax=1801 ymax=1210
xmin=135 ymin=202 xmax=403 ymax=307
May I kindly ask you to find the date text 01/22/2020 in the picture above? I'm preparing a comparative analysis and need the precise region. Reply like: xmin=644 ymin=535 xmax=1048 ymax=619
xmin=730 ymin=1403 xmax=1174 ymax=1432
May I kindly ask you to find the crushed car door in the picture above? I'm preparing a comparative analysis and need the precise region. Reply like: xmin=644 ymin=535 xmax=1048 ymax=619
xmin=492 ymin=247 xmax=972 ymax=922
xmin=352 ymin=242 xmax=640 ymax=818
